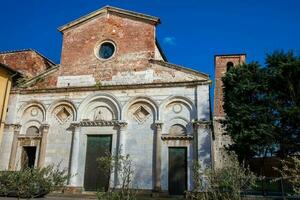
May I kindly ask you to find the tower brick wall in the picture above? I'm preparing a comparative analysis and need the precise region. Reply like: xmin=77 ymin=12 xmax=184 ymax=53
xmin=213 ymin=54 xmax=246 ymax=168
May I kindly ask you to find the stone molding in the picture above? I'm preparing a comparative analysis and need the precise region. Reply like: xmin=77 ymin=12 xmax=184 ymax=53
xmin=12 ymin=80 xmax=211 ymax=95
xmin=193 ymin=120 xmax=211 ymax=129
xmin=154 ymin=121 xmax=163 ymax=130
xmin=161 ymin=134 xmax=193 ymax=141
xmin=69 ymin=120 xmax=128 ymax=127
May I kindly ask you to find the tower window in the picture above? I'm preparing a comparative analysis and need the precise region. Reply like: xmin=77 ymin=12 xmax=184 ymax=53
xmin=226 ymin=62 xmax=234 ymax=71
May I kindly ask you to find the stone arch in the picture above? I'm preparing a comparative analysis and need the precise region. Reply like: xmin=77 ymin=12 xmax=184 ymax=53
xmin=20 ymin=119 xmax=42 ymax=135
xmin=17 ymin=101 xmax=46 ymax=123
xmin=159 ymin=96 xmax=196 ymax=121
xmin=47 ymin=99 xmax=77 ymax=122
xmin=78 ymin=92 xmax=121 ymax=121
xmin=122 ymin=96 xmax=159 ymax=120
xmin=163 ymin=117 xmax=193 ymax=135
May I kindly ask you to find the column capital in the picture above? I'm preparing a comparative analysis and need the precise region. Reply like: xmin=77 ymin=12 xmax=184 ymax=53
xmin=67 ymin=122 xmax=80 ymax=131
xmin=116 ymin=121 xmax=128 ymax=130
xmin=41 ymin=124 xmax=50 ymax=132
xmin=12 ymin=124 xmax=21 ymax=132
xmin=192 ymin=120 xmax=211 ymax=129
xmin=154 ymin=121 xmax=163 ymax=130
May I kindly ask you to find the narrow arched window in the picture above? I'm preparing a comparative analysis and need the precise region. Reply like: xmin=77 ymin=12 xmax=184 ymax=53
xmin=26 ymin=126 xmax=39 ymax=136
xmin=226 ymin=62 xmax=234 ymax=71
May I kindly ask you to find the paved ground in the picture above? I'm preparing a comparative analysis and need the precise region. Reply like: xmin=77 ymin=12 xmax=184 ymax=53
xmin=0 ymin=194 xmax=184 ymax=200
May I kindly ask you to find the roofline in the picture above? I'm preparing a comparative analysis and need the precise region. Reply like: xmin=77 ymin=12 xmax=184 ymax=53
xmin=149 ymin=59 xmax=210 ymax=79
xmin=214 ymin=53 xmax=247 ymax=57
xmin=21 ymin=65 xmax=60 ymax=88
xmin=58 ymin=6 xmax=160 ymax=33
xmin=155 ymin=39 xmax=168 ymax=62
xmin=0 ymin=63 xmax=23 ymax=76
xmin=0 ymin=49 xmax=56 ymax=66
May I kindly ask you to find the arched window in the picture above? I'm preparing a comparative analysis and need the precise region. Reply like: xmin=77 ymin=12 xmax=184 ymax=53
xmin=26 ymin=126 xmax=39 ymax=136
xmin=226 ymin=61 xmax=234 ymax=71
xmin=169 ymin=124 xmax=187 ymax=135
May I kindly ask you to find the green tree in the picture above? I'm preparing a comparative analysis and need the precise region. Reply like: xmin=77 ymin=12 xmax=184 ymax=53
xmin=222 ymin=51 xmax=300 ymax=162
xmin=266 ymin=51 xmax=300 ymax=158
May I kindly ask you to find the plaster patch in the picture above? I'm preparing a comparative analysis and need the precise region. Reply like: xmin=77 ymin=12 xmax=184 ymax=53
xmin=57 ymin=75 xmax=96 ymax=87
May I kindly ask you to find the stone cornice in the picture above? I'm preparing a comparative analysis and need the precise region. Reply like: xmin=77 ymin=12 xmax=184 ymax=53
xmin=193 ymin=120 xmax=211 ymax=129
xmin=11 ymin=80 xmax=211 ymax=95
xmin=161 ymin=134 xmax=193 ymax=141
xmin=18 ymin=135 xmax=42 ymax=140
xmin=79 ymin=120 xmax=125 ymax=127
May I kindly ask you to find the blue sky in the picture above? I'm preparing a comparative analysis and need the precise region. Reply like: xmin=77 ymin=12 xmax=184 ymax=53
xmin=1 ymin=0 xmax=300 ymax=80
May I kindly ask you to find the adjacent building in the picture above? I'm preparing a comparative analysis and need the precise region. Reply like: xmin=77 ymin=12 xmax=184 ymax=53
xmin=0 ymin=63 xmax=22 ymax=146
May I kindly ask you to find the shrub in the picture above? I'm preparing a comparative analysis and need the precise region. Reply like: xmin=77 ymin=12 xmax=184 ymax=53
xmin=276 ymin=156 xmax=300 ymax=195
xmin=96 ymin=149 xmax=136 ymax=200
xmin=0 ymin=165 xmax=68 ymax=199
xmin=187 ymin=153 xmax=256 ymax=200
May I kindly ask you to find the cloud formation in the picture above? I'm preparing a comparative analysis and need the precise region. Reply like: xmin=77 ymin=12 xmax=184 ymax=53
xmin=163 ymin=36 xmax=176 ymax=46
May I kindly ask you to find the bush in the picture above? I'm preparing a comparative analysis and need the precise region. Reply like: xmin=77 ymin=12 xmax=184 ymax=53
xmin=275 ymin=156 xmax=300 ymax=195
xmin=97 ymin=149 xmax=136 ymax=200
xmin=0 ymin=165 xmax=68 ymax=199
xmin=187 ymin=153 xmax=256 ymax=200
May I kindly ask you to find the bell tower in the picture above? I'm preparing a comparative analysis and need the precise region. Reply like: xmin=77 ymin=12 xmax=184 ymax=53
xmin=213 ymin=54 xmax=246 ymax=168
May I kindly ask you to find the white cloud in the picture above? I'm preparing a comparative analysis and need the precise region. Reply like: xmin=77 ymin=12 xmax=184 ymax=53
xmin=163 ymin=36 xmax=176 ymax=46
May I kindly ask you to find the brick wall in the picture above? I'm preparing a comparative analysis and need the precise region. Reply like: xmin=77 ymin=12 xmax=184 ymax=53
xmin=213 ymin=55 xmax=246 ymax=118
xmin=0 ymin=50 xmax=53 ymax=78
xmin=60 ymin=13 xmax=155 ymax=82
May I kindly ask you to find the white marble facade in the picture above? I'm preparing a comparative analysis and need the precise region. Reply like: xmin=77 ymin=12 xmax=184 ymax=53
xmin=0 ymin=85 xmax=211 ymax=192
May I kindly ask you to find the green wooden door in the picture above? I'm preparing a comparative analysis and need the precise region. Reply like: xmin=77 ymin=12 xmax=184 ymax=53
xmin=84 ymin=135 xmax=112 ymax=191
xmin=168 ymin=147 xmax=187 ymax=195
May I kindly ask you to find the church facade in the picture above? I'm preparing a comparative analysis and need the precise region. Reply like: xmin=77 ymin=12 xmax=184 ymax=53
xmin=0 ymin=6 xmax=213 ymax=194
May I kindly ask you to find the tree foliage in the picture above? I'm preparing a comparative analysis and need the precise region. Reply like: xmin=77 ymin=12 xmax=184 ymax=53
xmin=187 ymin=153 xmax=256 ymax=200
xmin=0 ymin=165 xmax=68 ymax=199
xmin=222 ymin=51 xmax=300 ymax=162
xmin=97 ymin=149 xmax=136 ymax=200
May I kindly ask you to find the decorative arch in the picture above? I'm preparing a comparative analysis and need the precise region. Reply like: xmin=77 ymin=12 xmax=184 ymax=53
xmin=122 ymin=96 xmax=159 ymax=120
xmin=20 ymin=119 xmax=42 ymax=135
xmin=17 ymin=101 xmax=46 ymax=123
xmin=78 ymin=92 xmax=122 ymax=121
xmin=47 ymin=99 xmax=77 ymax=122
xmin=163 ymin=117 xmax=193 ymax=135
xmin=159 ymin=96 xmax=196 ymax=120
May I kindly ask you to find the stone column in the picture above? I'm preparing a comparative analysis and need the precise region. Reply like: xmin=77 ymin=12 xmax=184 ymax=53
xmin=115 ymin=121 xmax=127 ymax=187
xmin=8 ymin=124 xmax=21 ymax=170
xmin=192 ymin=121 xmax=200 ymax=162
xmin=117 ymin=121 xmax=127 ymax=155
xmin=154 ymin=121 xmax=163 ymax=192
xmin=69 ymin=123 xmax=81 ymax=187
xmin=38 ymin=124 xmax=49 ymax=168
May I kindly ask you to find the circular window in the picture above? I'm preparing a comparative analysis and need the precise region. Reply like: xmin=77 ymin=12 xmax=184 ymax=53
xmin=97 ymin=41 xmax=116 ymax=60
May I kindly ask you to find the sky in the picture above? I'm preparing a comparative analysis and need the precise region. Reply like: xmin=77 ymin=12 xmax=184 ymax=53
xmin=1 ymin=0 xmax=300 ymax=82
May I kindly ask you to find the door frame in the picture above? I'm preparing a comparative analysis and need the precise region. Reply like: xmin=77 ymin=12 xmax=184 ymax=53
xmin=83 ymin=134 xmax=113 ymax=191
xmin=168 ymin=146 xmax=188 ymax=195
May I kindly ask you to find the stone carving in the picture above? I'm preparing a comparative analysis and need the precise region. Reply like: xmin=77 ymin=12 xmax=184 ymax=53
xmin=92 ymin=106 xmax=113 ymax=121
xmin=30 ymin=108 xmax=38 ymax=117
xmin=133 ymin=106 xmax=151 ymax=123
xmin=93 ymin=107 xmax=104 ymax=121
xmin=54 ymin=106 xmax=72 ymax=123
xmin=172 ymin=103 xmax=182 ymax=113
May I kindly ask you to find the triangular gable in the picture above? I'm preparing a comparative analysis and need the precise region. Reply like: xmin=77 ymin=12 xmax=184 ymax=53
xmin=58 ymin=6 xmax=160 ymax=33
